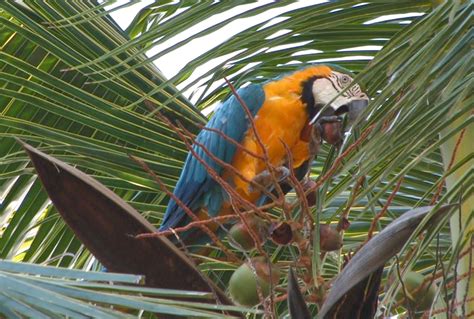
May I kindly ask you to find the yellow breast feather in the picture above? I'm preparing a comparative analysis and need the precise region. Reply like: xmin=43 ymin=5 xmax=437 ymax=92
xmin=228 ymin=65 xmax=332 ymax=200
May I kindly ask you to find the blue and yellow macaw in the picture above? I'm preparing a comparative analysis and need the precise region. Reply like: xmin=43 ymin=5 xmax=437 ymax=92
xmin=160 ymin=65 xmax=368 ymax=243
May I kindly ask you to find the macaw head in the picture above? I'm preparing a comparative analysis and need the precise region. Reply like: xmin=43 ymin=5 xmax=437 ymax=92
xmin=303 ymin=70 xmax=369 ymax=125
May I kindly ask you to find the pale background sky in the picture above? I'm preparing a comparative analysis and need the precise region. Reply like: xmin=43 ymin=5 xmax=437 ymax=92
xmin=108 ymin=1 xmax=422 ymax=102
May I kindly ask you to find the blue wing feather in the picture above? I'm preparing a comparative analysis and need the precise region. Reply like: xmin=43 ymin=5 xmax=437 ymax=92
xmin=160 ymin=84 xmax=265 ymax=231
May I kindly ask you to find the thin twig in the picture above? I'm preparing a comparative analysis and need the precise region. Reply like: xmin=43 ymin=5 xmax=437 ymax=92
xmin=199 ymin=125 xmax=265 ymax=160
xmin=450 ymin=218 xmax=463 ymax=317
xmin=150 ymin=99 xmax=277 ymax=221
xmin=173 ymin=119 xmax=270 ymax=255
xmin=224 ymin=77 xmax=286 ymax=202
xmin=395 ymin=256 xmax=416 ymax=319
xmin=129 ymin=155 xmax=240 ymax=262
xmin=430 ymin=127 xmax=466 ymax=205
xmin=136 ymin=211 xmax=255 ymax=238
xmin=445 ymin=267 xmax=474 ymax=290
xmin=157 ymin=110 xmax=267 ymax=214
xmin=404 ymin=244 xmax=474 ymax=288
xmin=462 ymin=236 xmax=473 ymax=317
xmin=144 ymin=98 xmax=272 ymax=256
xmin=367 ymin=176 xmax=404 ymax=240
xmin=176 ymin=121 xmax=269 ymax=255
xmin=336 ymin=175 xmax=365 ymax=232
xmin=177 ymin=122 xmax=280 ymax=206
xmin=281 ymin=141 xmax=314 ymax=226
xmin=304 ymin=123 xmax=376 ymax=198
xmin=423 ymin=297 xmax=474 ymax=317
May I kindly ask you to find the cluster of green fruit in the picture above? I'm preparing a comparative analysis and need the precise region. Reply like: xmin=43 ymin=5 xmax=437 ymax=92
xmin=227 ymin=216 xmax=343 ymax=306
xmin=229 ymin=257 xmax=280 ymax=307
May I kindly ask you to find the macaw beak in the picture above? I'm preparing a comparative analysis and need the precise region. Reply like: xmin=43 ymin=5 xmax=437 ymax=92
xmin=346 ymin=98 xmax=368 ymax=125
xmin=309 ymin=98 xmax=368 ymax=125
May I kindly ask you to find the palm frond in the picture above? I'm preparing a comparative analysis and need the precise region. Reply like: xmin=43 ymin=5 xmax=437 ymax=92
xmin=0 ymin=0 xmax=471 ymax=317
xmin=0 ymin=1 xmax=196 ymax=266
xmin=0 ymin=259 xmax=254 ymax=318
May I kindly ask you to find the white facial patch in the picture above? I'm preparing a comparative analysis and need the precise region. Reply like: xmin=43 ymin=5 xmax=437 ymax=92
xmin=311 ymin=77 xmax=353 ymax=112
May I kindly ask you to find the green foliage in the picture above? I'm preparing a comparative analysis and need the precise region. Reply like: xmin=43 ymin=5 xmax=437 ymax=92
xmin=0 ymin=259 xmax=253 ymax=318
xmin=0 ymin=0 xmax=471 ymax=317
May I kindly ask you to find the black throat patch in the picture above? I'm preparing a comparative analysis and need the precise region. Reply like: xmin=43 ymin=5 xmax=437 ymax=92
xmin=301 ymin=76 xmax=323 ymax=119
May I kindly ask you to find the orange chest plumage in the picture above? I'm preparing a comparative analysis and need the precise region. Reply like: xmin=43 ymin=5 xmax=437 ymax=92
xmin=226 ymin=65 xmax=332 ymax=201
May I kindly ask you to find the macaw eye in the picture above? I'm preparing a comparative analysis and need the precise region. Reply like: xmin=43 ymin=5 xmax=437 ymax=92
xmin=340 ymin=75 xmax=351 ymax=86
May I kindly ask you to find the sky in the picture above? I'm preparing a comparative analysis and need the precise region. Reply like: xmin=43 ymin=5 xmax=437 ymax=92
xmin=109 ymin=0 xmax=329 ymax=79
xmin=107 ymin=1 xmax=423 ymax=103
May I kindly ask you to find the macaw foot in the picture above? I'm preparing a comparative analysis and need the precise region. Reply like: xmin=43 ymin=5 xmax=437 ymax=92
xmin=249 ymin=166 xmax=290 ymax=193
xmin=315 ymin=115 xmax=344 ymax=146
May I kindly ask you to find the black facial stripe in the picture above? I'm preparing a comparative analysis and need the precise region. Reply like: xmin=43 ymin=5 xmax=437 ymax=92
xmin=348 ymin=85 xmax=361 ymax=97
xmin=346 ymin=87 xmax=353 ymax=97
xmin=327 ymin=76 xmax=340 ymax=93
xmin=330 ymin=76 xmax=352 ymax=98
xmin=301 ymin=75 xmax=323 ymax=119
xmin=336 ymin=76 xmax=343 ymax=89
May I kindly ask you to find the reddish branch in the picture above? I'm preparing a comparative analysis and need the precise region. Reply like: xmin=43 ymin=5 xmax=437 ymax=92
xmin=281 ymin=141 xmax=314 ymax=226
xmin=409 ymin=244 xmax=474 ymax=286
xmin=176 ymin=122 xmax=280 ymax=206
xmin=129 ymin=155 xmax=240 ymax=262
xmin=199 ymin=125 xmax=265 ymax=160
xmin=430 ymin=127 xmax=467 ymax=205
xmin=403 ymin=267 xmax=474 ymax=313
xmin=224 ymin=77 xmax=286 ymax=201
xmin=367 ymin=176 xmax=404 ymax=240
xmin=153 ymin=107 xmax=264 ymax=211
xmin=136 ymin=202 xmax=278 ymax=239
xmin=141 ymin=100 xmax=273 ymax=260
xmin=143 ymin=99 xmax=276 ymax=257
xmin=336 ymin=175 xmax=365 ymax=232
xmin=138 ymin=87 xmax=376 ymax=312
xmin=145 ymin=100 xmax=279 ymax=213
xmin=171 ymin=119 xmax=268 ymax=255
xmin=444 ymin=267 xmax=474 ymax=290
xmin=305 ymin=123 xmax=376 ymax=198
xmin=136 ymin=211 xmax=253 ymax=238
xmin=176 ymin=118 xmax=272 ymax=256
xmin=422 ymin=297 xmax=474 ymax=318
xmin=149 ymin=99 xmax=281 ymax=216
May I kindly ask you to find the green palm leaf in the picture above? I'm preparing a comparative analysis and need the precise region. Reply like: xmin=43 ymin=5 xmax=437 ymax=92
xmin=0 ymin=0 xmax=471 ymax=317
xmin=0 ymin=259 xmax=254 ymax=318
